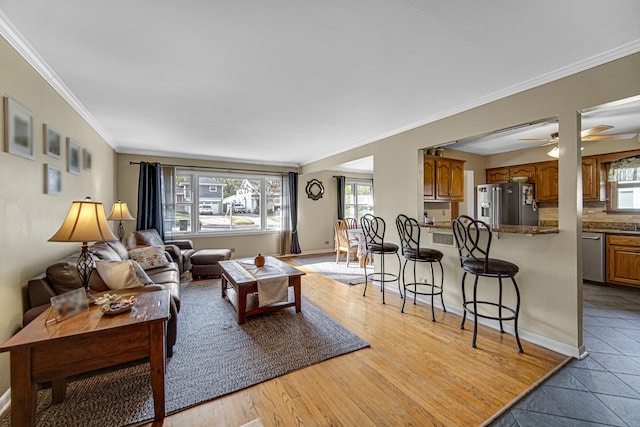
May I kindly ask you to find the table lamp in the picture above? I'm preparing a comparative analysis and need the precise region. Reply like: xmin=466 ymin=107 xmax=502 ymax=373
xmin=107 ymin=200 xmax=136 ymax=241
xmin=49 ymin=197 xmax=118 ymax=293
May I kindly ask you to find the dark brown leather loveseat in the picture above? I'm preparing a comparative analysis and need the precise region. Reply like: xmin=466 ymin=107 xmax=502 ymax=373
xmin=24 ymin=239 xmax=182 ymax=356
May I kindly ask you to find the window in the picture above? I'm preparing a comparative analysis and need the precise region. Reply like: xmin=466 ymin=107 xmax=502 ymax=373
xmin=344 ymin=179 xmax=373 ymax=222
xmin=165 ymin=169 xmax=282 ymax=235
xmin=607 ymin=156 xmax=640 ymax=212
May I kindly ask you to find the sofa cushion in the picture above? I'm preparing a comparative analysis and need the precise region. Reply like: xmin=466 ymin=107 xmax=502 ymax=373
xmin=46 ymin=259 xmax=109 ymax=294
xmin=128 ymin=246 xmax=170 ymax=270
xmin=89 ymin=242 xmax=121 ymax=261
xmin=95 ymin=260 xmax=154 ymax=290
xmin=106 ymin=240 xmax=130 ymax=260
xmin=134 ymin=229 xmax=165 ymax=247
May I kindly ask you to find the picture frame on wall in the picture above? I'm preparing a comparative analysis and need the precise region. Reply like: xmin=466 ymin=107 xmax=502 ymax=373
xmin=3 ymin=97 xmax=34 ymax=160
xmin=83 ymin=148 xmax=92 ymax=170
xmin=44 ymin=164 xmax=62 ymax=195
xmin=44 ymin=124 xmax=61 ymax=159
xmin=67 ymin=137 xmax=80 ymax=174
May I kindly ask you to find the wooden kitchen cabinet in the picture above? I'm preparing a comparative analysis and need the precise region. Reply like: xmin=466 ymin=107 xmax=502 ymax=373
xmin=486 ymin=164 xmax=535 ymax=184
xmin=607 ymin=234 xmax=640 ymax=288
xmin=535 ymin=161 xmax=559 ymax=202
xmin=436 ymin=158 xmax=465 ymax=201
xmin=423 ymin=157 xmax=436 ymax=199
xmin=424 ymin=156 xmax=465 ymax=201
xmin=582 ymin=157 xmax=600 ymax=202
xmin=486 ymin=167 xmax=510 ymax=184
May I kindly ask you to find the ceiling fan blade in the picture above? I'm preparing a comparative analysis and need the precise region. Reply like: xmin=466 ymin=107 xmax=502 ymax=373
xmin=581 ymin=125 xmax=614 ymax=137
xmin=582 ymin=133 xmax=638 ymax=141
xmin=518 ymin=137 xmax=556 ymax=142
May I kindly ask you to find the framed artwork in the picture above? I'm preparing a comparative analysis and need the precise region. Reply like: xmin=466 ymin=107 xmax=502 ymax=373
xmin=305 ymin=179 xmax=324 ymax=200
xmin=83 ymin=148 xmax=92 ymax=170
xmin=67 ymin=137 xmax=81 ymax=174
xmin=49 ymin=288 xmax=88 ymax=323
xmin=3 ymin=97 xmax=34 ymax=160
xmin=44 ymin=124 xmax=61 ymax=158
xmin=44 ymin=164 xmax=62 ymax=195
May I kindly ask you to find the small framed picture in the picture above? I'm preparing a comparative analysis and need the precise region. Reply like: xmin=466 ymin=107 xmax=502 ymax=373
xmin=83 ymin=148 xmax=92 ymax=170
xmin=44 ymin=124 xmax=61 ymax=158
xmin=3 ymin=97 xmax=34 ymax=160
xmin=50 ymin=288 xmax=88 ymax=323
xmin=67 ymin=137 xmax=81 ymax=174
xmin=44 ymin=164 xmax=62 ymax=195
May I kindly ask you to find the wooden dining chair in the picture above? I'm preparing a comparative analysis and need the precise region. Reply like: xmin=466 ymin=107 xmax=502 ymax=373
xmin=334 ymin=219 xmax=358 ymax=267
xmin=344 ymin=217 xmax=358 ymax=229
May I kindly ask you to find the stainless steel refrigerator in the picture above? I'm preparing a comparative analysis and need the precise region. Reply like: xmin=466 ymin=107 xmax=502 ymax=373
xmin=477 ymin=182 xmax=538 ymax=227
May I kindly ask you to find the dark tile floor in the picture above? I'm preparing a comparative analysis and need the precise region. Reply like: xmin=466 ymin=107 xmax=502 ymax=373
xmin=491 ymin=283 xmax=640 ymax=426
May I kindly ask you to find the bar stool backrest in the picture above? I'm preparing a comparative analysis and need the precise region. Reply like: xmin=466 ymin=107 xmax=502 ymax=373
xmin=360 ymin=214 xmax=386 ymax=248
xmin=452 ymin=215 xmax=492 ymax=271
xmin=395 ymin=214 xmax=420 ymax=254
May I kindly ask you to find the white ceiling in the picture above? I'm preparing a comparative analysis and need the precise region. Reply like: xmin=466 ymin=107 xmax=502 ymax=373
xmin=1 ymin=1 xmax=639 ymax=167
xmin=451 ymin=96 xmax=640 ymax=155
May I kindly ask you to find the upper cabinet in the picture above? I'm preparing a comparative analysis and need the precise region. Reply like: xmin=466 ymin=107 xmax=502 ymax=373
xmin=535 ymin=161 xmax=559 ymax=202
xmin=486 ymin=164 xmax=536 ymax=184
xmin=424 ymin=157 xmax=465 ymax=202
xmin=582 ymin=157 xmax=600 ymax=202
xmin=485 ymin=158 xmax=601 ymax=203
xmin=423 ymin=157 xmax=436 ymax=199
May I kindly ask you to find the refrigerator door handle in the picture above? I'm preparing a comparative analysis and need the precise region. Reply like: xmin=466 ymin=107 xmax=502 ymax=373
xmin=495 ymin=186 xmax=502 ymax=226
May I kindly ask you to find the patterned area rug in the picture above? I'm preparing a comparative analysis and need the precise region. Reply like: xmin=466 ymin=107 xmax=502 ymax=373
xmin=291 ymin=254 xmax=366 ymax=285
xmin=3 ymin=279 xmax=369 ymax=426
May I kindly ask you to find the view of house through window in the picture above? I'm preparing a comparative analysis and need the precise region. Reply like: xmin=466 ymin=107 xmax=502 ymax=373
xmin=165 ymin=169 xmax=282 ymax=234
xmin=344 ymin=179 xmax=373 ymax=222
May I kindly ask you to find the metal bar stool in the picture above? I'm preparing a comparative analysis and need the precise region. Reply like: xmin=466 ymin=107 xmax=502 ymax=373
xmin=452 ymin=215 xmax=524 ymax=353
xmin=361 ymin=214 xmax=402 ymax=304
xmin=395 ymin=214 xmax=446 ymax=321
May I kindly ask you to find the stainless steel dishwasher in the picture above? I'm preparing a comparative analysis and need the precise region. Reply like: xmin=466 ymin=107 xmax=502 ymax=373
xmin=583 ymin=232 xmax=605 ymax=283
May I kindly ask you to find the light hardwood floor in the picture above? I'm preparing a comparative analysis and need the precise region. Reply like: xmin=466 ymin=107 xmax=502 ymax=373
xmin=144 ymin=258 xmax=567 ymax=427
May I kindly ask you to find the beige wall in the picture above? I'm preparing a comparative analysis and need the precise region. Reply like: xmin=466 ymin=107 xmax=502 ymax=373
xmin=0 ymin=37 xmax=116 ymax=394
xmin=301 ymin=52 xmax=640 ymax=354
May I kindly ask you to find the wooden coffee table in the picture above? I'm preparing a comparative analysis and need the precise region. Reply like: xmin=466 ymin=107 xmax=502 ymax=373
xmin=0 ymin=289 xmax=170 ymax=426
xmin=219 ymin=256 xmax=305 ymax=324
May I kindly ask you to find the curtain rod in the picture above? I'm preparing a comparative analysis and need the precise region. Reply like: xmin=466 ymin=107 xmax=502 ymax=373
xmin=129 ymin=161 xmax=292 ymax=176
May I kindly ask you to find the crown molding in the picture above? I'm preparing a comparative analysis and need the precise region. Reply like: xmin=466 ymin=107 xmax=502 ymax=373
xmin=0 ymin=10 xmax=118 ymax=151
xmin=303 ymin=39 xmax=640 ymax=167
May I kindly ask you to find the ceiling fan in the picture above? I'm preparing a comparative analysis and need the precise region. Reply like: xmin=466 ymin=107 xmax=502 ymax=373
xmin=518 ymin=125 xmax=639 ymax=158
xmin=519 ymin=125 xmax=638 ymax=145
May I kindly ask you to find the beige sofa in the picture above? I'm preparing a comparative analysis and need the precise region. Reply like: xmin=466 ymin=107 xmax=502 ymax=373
xmin=24 ymin=239 xmax=182 ymax=355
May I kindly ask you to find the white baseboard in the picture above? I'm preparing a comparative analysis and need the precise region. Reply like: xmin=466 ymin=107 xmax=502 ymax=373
xmin=383 ymin=286 xmax=581 ymax=358
xmin=0 ymin=388 xmax=10 ymax=420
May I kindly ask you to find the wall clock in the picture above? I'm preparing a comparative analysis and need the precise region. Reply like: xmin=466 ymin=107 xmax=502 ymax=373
xmin=305 ymin=179 xmax=324 ymax=200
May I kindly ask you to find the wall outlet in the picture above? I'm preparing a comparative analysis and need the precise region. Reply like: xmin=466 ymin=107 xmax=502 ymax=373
xmin=324 ymin=240 xmax=330 ymax=245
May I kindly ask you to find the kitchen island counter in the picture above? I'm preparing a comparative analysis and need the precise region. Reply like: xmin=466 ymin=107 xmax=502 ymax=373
xmin=422 ymin=221 xmax=559 ymax=235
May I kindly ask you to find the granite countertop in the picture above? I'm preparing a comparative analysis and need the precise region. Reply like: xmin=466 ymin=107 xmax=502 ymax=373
xmin=421 ymin=221 xmax=558 ymax=235
xmin=422 ymin=221 xmax=640 ymax=236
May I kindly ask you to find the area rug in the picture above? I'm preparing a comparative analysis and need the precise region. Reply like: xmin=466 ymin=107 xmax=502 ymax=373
xmin=291 ymin=254 xmax=366 ymax=285
xmin=3 ymin=279 xmax=369 ymax=427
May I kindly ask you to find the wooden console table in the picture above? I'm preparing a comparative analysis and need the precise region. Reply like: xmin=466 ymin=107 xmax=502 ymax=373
xmin=219 ymin=257 xmax=305 ymax=324
xmin=0 ymin=289 xmax=170 ymax=426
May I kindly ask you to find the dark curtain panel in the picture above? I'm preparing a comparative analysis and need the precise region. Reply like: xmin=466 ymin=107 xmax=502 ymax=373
xmin=288 ymin=171 xmax=302 ymax=254
xmin=137 ymin=162 xmax=165 ymax=240
xmin=336 ymin=175 xmax=346 ymax=220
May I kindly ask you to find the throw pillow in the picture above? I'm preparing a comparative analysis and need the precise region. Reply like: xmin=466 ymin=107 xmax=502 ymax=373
xmin=128 ymin=246 xmax=170 ymax=270
xmin=106 ymin=240 xmax=130 ymax=260
xmin=95 ymin=260 xmax=153 ymax=290
xmin=89 ymin=242 xmax=121 ymax=261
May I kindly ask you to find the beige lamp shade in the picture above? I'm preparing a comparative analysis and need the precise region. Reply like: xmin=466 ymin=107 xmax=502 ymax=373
xmin=49 ymin=197 xmax=118 ymax=243
xmin=107 ymin=200 xmax=135 ymax=221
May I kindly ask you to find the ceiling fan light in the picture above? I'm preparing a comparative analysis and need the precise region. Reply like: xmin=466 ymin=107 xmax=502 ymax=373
xmin=547 ymin=145 xmax=585 ymax=158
